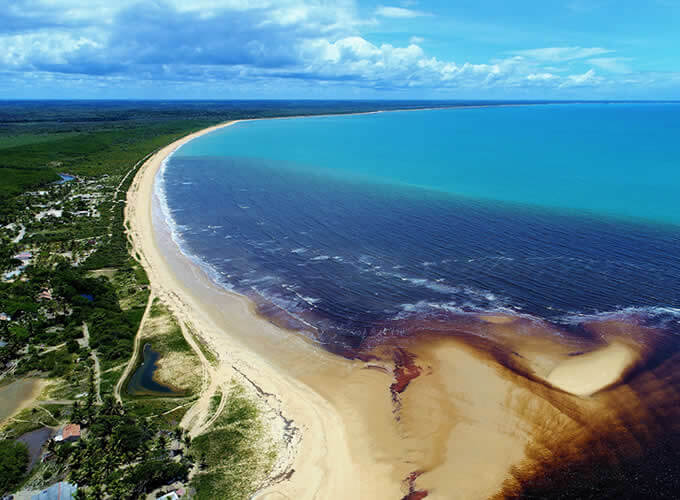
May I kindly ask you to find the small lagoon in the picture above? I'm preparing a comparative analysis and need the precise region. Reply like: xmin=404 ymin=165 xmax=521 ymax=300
xmin=126 ymin=343 xmax=180 ymax=396
xmin=55 ymin=173 xmax=75 ymax=184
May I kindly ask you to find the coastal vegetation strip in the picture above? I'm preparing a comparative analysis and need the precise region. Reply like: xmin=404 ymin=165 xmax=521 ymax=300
xmin=190 ymin=382 xmax=277 ymax=500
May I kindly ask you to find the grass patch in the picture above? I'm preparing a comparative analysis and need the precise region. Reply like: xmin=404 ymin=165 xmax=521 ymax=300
xmin=100 ymin=365 xmax=125 ymax=396
xmin=1 ymin=407 xmax=59 ymax=439
xmin=87 ymin=268 xmax=118 ymax=280
xmin=208 ymin=390 xmax=222 ymax=419
xmin=125 ymin=398 xmax=195 ymax=431
xmin=188 ymin=325 xmax=218 ymax=367
xmin=190 ymin=382 xmax=276 ymax=500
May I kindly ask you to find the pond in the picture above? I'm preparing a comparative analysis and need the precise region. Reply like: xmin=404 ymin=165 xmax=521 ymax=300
xmin=0 ymin=378 xmax=43 ymax=422
xmin=18 ymin=427 xmax=53 ymax=470
xmin=55 ymin=173 xmax=75 ymax=184
xmin=126 ymin=344 xmax=181 ymax=397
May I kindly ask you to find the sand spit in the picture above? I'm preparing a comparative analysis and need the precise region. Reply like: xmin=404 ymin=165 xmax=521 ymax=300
xmin=546 ymin=342 xmax=637 ymax=396
xmin=126 ymin=118 xmax=680 ymax=499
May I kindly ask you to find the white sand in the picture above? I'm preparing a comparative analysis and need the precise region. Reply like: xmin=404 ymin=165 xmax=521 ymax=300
xmin=547 ymin=342 xmax=638 ymax=396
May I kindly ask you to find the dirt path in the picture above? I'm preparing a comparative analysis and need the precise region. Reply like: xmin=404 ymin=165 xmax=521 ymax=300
xmin=177 ymin=323 xmax=216 ymax=436
xmin=39 ymin=399 xmax=75 ymax=405
xmin=82 ymin=322 xmax=103 ymax=405
xmin=102 ymin=362 xmax=128 ymax=374
xmin=114 ymin=291 xmax=155 ymax=404
xmin=38 ymin=343 xmax=66 ymax=356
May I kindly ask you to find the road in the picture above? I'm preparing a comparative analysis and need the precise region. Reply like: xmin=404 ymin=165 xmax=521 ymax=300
xmin=82 ymin=322 xmax=103 ymax=406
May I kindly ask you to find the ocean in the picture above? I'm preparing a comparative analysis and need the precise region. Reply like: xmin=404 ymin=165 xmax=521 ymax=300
xmin=158 ymin=103 xmax=680 ymax=351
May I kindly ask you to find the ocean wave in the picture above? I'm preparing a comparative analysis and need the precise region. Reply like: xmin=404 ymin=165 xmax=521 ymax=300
xmin=154 ymin=151 xmax=237 ymax=294
xmin=558 ymin=306 xmax=680 ymax=328
xmin=394 ymin=299 xmax=528 ymax=320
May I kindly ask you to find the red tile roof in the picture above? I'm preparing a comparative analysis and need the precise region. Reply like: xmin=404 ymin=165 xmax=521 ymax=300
xmin=62 ymin=423 xmax=81 ymax=440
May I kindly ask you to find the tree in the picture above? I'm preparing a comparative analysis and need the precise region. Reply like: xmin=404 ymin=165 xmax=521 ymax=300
xmin=0 ymin=439 xmax=29 ymax=495
xmin=67 ymin=339 xmax=80 ymax=353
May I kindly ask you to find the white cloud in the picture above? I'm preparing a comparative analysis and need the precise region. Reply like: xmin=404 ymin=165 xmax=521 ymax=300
xmin=588 ymin=57 xmax=632 ymax=74
xmin=0 ymin=32 xmax=102 ymax=67
xmin=513 ymin=47 xmax=612 ymax=62
xmin=0 ymin=0 xmax=648 ymax=95
xmin=375 ymin=6 xmax=431 ymax=18
xmin=560 ymin=69 xmax=601 ymax=87
xmin=527 ymin=73 xmax=556 ymax=81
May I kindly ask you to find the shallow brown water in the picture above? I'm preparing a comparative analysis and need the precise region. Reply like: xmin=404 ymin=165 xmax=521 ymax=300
xmin=0 ymin=378 xmax=42 ymax=422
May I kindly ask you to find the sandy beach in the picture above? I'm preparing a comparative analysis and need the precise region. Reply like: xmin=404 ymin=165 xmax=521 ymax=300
xmin=125 ymin=118 xmax=680 ymax=499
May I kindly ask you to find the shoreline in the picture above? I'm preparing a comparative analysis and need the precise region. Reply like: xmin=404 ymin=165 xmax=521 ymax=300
xmin=127 ymin=119 xmax=401 ymax=498
xmin=125 ymin=112 xmax=679 ymax=499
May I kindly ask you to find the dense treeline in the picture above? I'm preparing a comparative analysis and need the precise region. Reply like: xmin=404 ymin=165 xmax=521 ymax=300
xmin=56 ymin=396 xmax=191 ymax=499
xmin=0 ymin=259 xmax=146 ymax=370
xmin=50 ymin=263 xmax=145 ymax=361
xmin=0 ymin=439 xmax=29 ymax=495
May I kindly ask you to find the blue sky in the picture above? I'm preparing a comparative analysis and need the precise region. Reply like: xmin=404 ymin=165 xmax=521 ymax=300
xmin=1 ymin=0 xmax=679 ymax=99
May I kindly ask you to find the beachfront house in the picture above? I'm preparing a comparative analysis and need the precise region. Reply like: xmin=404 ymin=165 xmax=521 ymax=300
xmin=54 ymin=424 xmax=80 ymax=443
xmin=157 ymin=492 xmax=180 ymax=500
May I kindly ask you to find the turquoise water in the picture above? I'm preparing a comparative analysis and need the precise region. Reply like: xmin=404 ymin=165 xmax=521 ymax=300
xmin=177 ymin=104 xmax=680 ymax=226
xmin=162 ymin=103 xmax=680 ymax=351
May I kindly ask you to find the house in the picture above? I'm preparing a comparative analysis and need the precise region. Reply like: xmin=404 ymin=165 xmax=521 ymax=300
xmin=14 ymin=252 xmax=32 ymax=262
xmin=157 ymin=493 xmax=179 ymax=500
xmin=0 ymin=312 xmax=10 ymax=321
xmin=38 ymin=290 xmax=53 ymax=301
xmin=54 ymin=424 xmax=80 ymax=443
xmin=30 ymin=482 xmax=77 ymax=500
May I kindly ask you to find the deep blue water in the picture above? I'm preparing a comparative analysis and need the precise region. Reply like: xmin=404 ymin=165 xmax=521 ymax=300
xmin=160 ymin=104 xmax=680 ymax=349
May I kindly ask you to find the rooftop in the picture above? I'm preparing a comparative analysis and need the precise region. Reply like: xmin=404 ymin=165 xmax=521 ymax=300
xmin=30 ymin=482 xmax=78 ymax=500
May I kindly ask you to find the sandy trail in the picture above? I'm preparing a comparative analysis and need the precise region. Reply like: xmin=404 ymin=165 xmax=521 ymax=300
xmin=82 ymin=322 xmax=103 ymax=405
xmin=177 ymin=321 xmax=218 ymax=436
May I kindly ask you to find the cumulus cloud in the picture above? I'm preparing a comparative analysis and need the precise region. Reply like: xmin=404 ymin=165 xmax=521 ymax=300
xmin=0 ymin=0 xmax=653 ymax=96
